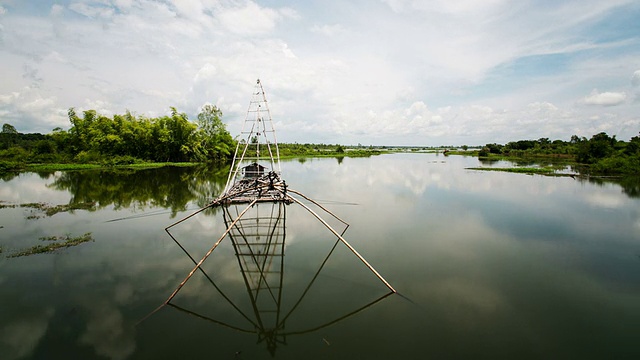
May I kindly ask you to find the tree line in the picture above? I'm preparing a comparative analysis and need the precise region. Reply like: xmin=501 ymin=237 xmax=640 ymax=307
xmin=1 ymin=105 xmax=235 ymax=170
xmin=2 ymin=109 xmax=638 ymax=177
xmin=477 ymin=132 xmax=640 ymax=175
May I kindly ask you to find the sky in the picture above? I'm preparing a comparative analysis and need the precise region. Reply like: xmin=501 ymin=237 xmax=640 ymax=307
xmin=0 ymin=0 xmax=639 ymax=146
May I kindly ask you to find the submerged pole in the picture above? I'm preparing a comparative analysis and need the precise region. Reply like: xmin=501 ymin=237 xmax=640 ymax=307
xmin=288 ymin=195 xmax=396 ymax=293
xmin=164 ymin=199 xmax=259 ymax=304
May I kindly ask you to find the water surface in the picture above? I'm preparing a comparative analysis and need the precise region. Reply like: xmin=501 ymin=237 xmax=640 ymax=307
xmin=1 ymin=153 xmax=639 ymax=359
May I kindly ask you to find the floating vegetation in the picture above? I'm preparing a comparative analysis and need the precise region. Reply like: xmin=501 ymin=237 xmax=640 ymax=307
xmin=40 ymin=202 xmax=96 ymax=216
xmin=0 ymin=201 xmax=17 ymax=209
xmin=467 ymin=167 xmax=558 ymax=175
xmin=0 ymin=201 xmax=97 ymax=219
xmin=7 ymin=232 xmax=93 ymax=258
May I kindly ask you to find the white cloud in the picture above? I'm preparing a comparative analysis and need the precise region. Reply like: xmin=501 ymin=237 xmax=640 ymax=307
xmin=50 ymin=4 xmax=64 ymax=17
xmin=310 ymin=24 xmax=345 ymax=36
xmin=216 ymin=2 xmax=285 ymax=35
xmin=0 ymin=86 xmax=67 ymax=132
xmin=0 ymin=0 xmax=638 ymax=144
xmin=69 ymin=2 xmax=115 ymax=19
xmin=632 ymin=70 xmax=640 ymax=86
xmin=582 ymin=90 xmax=627 ymax=106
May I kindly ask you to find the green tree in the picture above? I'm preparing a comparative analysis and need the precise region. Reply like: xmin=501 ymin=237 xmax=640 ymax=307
xmin=1 ymin=123 xmax=19 ymax=149
xmin=2 ymin=123 xmax=18 ymax=134
xmin=197 ymin=104 xmax=234 ymax=162
xmin=577 ymin=132 xmax=616 ymax=163
xmin=197 ymin=105 xmax=224 ymax=137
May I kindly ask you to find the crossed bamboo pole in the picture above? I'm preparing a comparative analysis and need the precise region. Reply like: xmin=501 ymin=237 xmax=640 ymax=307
xmin=143 ymin=175 xmax=396 ymax=322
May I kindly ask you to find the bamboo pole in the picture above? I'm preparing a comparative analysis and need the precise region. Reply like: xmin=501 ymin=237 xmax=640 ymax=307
xmin=165 ymin=217 xmax=258 ymax=327
xmin=286 ymin=188 xmax=349 ymax=235
xmin=165 ymin=202 xmax=218 ymax=232
xmin=163 ymin=198 xmax=259 ymax=304
xmin=288 ymin=195 xmax=396 ymax=293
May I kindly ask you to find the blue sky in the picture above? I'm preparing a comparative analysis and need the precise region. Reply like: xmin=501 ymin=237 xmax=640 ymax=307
xmin=0 ymin=0 xmax=639 ymax=146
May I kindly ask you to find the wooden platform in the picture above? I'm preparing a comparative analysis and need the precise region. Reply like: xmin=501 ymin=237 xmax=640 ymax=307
xmin=211 ymin=171 xmax=292 ymax=206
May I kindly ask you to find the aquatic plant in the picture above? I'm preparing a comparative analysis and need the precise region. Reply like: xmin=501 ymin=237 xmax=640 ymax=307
xmin=7 ymin=232 xmax=93 ymax=258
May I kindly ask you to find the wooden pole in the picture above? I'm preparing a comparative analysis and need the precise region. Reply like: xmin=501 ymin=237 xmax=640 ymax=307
xmin=288 ymin=195 xmax=396 ymax=293
xmin=286 ymin=188 xmax=350 ymax=235
xmin=163 ymin=199 xmax=259 ymax=304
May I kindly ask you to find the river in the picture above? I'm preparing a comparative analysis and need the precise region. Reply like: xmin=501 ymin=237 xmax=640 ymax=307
xmin=1 ymin=153 xmax=639 ymax=359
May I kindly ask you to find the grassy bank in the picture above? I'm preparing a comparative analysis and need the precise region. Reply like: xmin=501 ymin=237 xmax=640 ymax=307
xmin=21 ymin=161 xmax=202 ymax=172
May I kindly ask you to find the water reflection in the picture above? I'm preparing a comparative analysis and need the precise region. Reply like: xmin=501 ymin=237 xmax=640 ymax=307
xmin=46 ymin=165 xmax=229 ymax=216
xmin=2 ymin=154 xmax=639 ymax=359
xmin=576 ymin=175 xmax=640 ymax=198
xmin=158 ymin=202 xmax=394 ymax=356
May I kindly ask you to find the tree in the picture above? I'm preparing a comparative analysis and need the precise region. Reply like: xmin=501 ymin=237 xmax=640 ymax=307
xmin=1 ymin=123 xmax=19 ymax=148
xmin=576 ymin=132 xmax=617 ymax=163
xmin=2 ymin=123 xmax=18 ymax=134
xmin=197 ymin=105 xmax=224 ymax=137
xmin=197 ymin=104 xmax=234 ymax=161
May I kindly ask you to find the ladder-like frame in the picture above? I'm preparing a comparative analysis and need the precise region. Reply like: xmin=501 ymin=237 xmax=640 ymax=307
xmin=224 ymin=79 xmax=282 ymax=194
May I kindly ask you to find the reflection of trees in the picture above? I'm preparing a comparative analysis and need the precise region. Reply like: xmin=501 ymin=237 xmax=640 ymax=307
xmin=615 ymin=176 xmax=640 ymax=198
xmin=48 ymin=165 xmax=229 ymax=216
xmin=575 ymin=175 xmax=640 ymax=198
xmin=1 ymin=172 xmax=19 ymax=182
xmin=478 ymin=158 xmax=500 ymax=165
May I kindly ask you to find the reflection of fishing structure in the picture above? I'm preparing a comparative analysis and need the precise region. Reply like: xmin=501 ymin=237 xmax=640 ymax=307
xmin=152 ymin=79 xmax=395 ymax=354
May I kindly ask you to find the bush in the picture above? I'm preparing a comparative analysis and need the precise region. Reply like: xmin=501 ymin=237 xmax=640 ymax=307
xmin=103 ymin=155 xmax=140 ymax=166
xmin=34 ymin=140 xmax=56 ymax=155
xmin=0 ymin=161 xmax=21 ymax=173
xmin=74 ymin=151 xmax=103 ymax=164
xmin=592 ymin=156 xmax=640 ymax=175
xmin=0 ymin=147 xmax=29 ymax=162
xmin=478 ymin=147 xmax=490 ymax=157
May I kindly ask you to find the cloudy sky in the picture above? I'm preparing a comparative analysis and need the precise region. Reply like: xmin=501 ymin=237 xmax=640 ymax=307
xmin=1 ymin=0 xmax=639 ymax=146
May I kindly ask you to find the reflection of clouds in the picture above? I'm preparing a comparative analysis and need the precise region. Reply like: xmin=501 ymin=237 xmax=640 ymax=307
xmin=0 ymin=172 xmax=70 ymax=204
xmin=79 ymin=300 xmax=136 ymax=360
xmin=429 ymin=278 xmax=505 ymax=320
xmin=114 ymin=282 xmax=135 ymax=305
xmin=583 ymin=191 xmax=627 ymax=209
xmin=402 ymin=209 xmax=633 ymax=335
xmin=0 ymin=307 xmax=54 ymax=360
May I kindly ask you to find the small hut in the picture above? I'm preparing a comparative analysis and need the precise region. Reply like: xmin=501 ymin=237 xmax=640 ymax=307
xmin=243 ymin=162 xmax=266 ymax=178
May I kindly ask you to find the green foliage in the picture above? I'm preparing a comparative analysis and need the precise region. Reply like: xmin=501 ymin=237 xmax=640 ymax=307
xmin=74 ymin=150 xmax=102 ymax=164
xmin=0 ymin=161 xmax=22 ymax=173
xmin=196 ymin=104 xmax=234 ymax=162
xmin=34 ymin=140 xmax=56 ymax=155
xmin=485 ymin=143 xmax=503 ymax=154
xmin=52 ymin=107 xmax=236 ymax=163
xmin=0 ymin=146 xmax=30 ymax=162
xmin=2 ymin=123 xmax=18 ymax=134
xmin=477 ymin=131 xmax=640 ymax=176
xmin=576 ymin=132 xmax=617 ymax=163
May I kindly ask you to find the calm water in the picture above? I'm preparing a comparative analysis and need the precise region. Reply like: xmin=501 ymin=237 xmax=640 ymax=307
xmin=1 ymin=153 xmax=639 ymax=359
